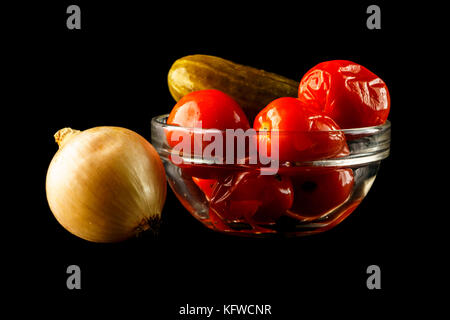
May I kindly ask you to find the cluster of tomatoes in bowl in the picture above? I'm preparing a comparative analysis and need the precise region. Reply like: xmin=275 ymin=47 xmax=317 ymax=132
xmin=166 ymin=60 xmax=390 ymax=233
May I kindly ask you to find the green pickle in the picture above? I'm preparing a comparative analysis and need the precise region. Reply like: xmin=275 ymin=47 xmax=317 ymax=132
xmin=168 ymin=54 xmax=299 ymax=121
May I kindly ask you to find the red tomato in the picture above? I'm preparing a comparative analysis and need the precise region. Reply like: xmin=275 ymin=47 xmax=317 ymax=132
xmin=166 ymin=89 xmax=250 ymax=176
xmin=298 ymin=60 xmax=390 ymax=128
xmin=192 ymin=177 xmax=218 ymax=201
xmin=253 ymin=97 xmax=349 ymax=162
xmin=287 ymin=168 xmax=354 ymax=219
xmin=167 ymin=89 xmax=250 ymax=148
xmin=210 ymin=172 xmax=294 ymax=224
xmin=170 ymin=155 xmax=243 ymax=179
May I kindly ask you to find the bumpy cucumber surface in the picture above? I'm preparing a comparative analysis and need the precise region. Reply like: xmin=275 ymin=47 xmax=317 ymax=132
xmin=168 ymin=54 xmax=299 ymax=121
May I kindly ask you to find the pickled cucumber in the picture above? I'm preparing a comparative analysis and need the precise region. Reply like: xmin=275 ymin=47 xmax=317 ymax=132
xmin=168 ymin=54 xmax=299 ymax=121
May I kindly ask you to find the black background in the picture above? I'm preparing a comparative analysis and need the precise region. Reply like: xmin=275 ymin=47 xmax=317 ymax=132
xmin=5 ymin=0 xmax=441 ymax=317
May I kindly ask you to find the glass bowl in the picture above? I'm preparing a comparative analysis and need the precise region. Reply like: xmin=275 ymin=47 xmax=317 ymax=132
xmin=151 ymin=114 xmax=391 ymax=237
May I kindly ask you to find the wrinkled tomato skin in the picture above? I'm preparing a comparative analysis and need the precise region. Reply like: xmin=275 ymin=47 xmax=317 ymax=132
xmin=287 ymin=168 xmax=354 ymax=219
xmin=210 ymin=172 xmax=294 ymax=224
xmin=170 ymin=155 xmax=243 ymax=179
xmin=298 ymin=60 xmax=390 ymax=128
xmin=192 ymin=177 xmax=218 ymax=201
xmin=253 ymin=97 xmax=349 ymax=162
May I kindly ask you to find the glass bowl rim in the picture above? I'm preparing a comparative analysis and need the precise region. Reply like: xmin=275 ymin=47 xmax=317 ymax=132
xmin=151 ymin=114 xmax=391 ymax=135
xmin=151 ymin=114 xmax=391 ymax=167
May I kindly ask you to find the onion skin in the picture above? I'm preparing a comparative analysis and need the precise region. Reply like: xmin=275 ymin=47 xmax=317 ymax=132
xmin=46 ymin=127 xmax=167 ymax=243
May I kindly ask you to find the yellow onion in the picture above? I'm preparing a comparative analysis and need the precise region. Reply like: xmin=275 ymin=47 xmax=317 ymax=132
xmin=46 ymin=126 xmax=167 ymax=243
